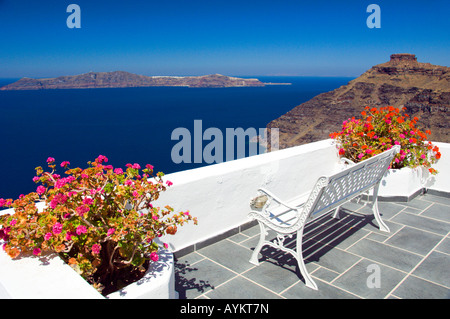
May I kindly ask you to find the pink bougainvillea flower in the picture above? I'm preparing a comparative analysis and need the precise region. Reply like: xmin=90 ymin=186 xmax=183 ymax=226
xmin=358 ymin=153 xmax=364 ymax=159
xmin=132 ymin=163 xmax=141 ymax=169
xmin=394 ymin=141 xmax=401 ymax=145
xmin=114 ymin=168 xmax=123 ymax=175
xmin=107 ymin=228 xmax=115 ymax=236
xmin=32 ymin=176 xmax=40 ymax=182
xmin=33 ymin=248 xmax=41 ymax=256
xmin=49 ymin=194 xmax=68 ymax=209
xmin=166 ymin=180 xmax=173 ymax=186
xmin=47 ymin=157 xmax=55 ymax=163
xmin=36 ymin=185 xmax=46 ymax=195
xmin=44 ymin=232 xmax=52 ymax=241
xmin=125 ymin=180 xmax=133 ymax=186
xmin=52 ymin=222 xmax=63 ymax=235
xmin=150 ymin=252 xmax=159 ymax=262
xmin=60 ymin=161 xmax=70 ymax=168
xmin=92 ymin=244 xmax=101 ymax=254
xmin=55 ymin=176 xmax=74 ymax=189
xmin=76 ymin=205 xmax=89 ymax=216
xmin=83 ymin=197 xmax=94 ymax=206
xmin=133 ymin=190 xmax=139 ymax=198
xmin=9 ymin=219 xmax=17 ymax=226
xmin=96 ymin=155 xmax=108 ymax=163
xmin=163 ymin=243 xmax=169 ymax=249
xmin=399 ymin=134 xmax=405 ymax=139
xmin=0 ymin=198 xmax=5 ymax=207
xmin=49 ymin=199 xmax=58 ymax=209
xmin=65 ymin=231 xmax=76 ymax=241
xmin=76 ymin=225 xmax=87 ymax=235
xmin=146 ymin=164 xmax=154 ymax=170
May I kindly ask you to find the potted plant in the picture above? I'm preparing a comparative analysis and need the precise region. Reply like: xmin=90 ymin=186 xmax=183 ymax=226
xmin=0 ymin=155 xmax=197 ymax=297
xmin=329 ymin=106 xmax=441 ymax=197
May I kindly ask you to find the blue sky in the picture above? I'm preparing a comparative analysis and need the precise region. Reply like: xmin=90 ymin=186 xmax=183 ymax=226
xmin=0 ymin=0 xmax=449 ymax=78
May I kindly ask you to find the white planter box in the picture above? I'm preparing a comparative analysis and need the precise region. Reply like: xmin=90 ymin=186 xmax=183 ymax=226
xmin=0 ymin=245 xmax=177 ymax=299
xmin=378 ymin=167 xmax=431 ymax=200
xmin=107 ymin=248 xmax=177 ymax=299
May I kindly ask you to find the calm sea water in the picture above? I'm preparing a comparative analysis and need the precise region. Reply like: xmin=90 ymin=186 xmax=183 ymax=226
xmin=0 ymin=76 xmax=353 ymax=200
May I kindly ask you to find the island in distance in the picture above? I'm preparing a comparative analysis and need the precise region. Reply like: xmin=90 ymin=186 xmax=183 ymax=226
xmin=0 ymin=72 xmax=291 ymax=90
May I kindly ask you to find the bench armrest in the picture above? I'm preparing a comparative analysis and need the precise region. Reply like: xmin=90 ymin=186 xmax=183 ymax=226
xmin=255 ymin=188 xmax=302 ymax=211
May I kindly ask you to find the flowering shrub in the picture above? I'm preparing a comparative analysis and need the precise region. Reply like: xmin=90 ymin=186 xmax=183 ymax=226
xmin=0 ymin=155 xmax=197 ymax=295
xmin=329 ymin=106 xmax=441 ymax=174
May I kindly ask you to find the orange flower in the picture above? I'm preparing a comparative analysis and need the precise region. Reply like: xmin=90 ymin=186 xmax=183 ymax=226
xmin=68 ymin=258 xmax=78 ymax=265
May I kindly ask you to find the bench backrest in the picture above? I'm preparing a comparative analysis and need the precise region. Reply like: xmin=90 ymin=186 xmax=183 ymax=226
xmin=299 ymin=145 xmax=400 ymax=224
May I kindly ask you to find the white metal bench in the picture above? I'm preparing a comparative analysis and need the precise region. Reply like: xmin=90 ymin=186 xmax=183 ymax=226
xmin=248 ymin=145 xmax=400 ymax=290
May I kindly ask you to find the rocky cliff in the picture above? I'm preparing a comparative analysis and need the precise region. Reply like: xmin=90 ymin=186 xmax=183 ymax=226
xmin=266 ymin=54 xmax=450 ymax=148
xmin=0 ymin=72 xmax=266 ymax=90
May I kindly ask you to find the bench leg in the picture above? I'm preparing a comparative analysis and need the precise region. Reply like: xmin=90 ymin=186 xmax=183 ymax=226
xmin=294 ymin=228 xmax=318 ymax=290
xmin=372 ymin=184 xmax=390 ymax=232
xmin=332 ymin=205 xmax=341 ymax=219
xmin=249 ymin=222 xmax=267 ymax=266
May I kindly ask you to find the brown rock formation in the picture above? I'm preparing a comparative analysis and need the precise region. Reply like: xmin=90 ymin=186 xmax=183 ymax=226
xmin=267 ymin=54 xmax=450 ymax=148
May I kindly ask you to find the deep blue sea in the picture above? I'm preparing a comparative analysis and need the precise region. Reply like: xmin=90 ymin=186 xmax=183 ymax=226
xmin=0 ymin=76 xmax=353 ymax=200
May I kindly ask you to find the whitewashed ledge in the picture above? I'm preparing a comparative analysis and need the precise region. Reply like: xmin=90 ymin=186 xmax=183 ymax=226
xmin=0 ymin=243 xmax=176 ymax=299
xmin=1 ymin=139 xmax=449 ymax=298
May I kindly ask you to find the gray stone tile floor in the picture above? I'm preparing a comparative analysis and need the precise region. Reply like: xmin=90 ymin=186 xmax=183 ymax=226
xmin=174 ymin=193 xmax=450 ymax=299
